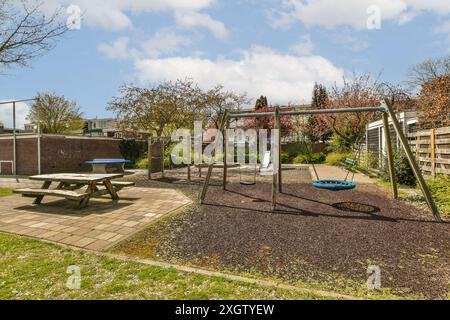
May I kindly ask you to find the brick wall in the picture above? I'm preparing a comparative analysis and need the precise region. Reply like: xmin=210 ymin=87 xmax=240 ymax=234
xmin=41 ymin=135 xmax=123 ymax=174
xmin=0 ymin=138 xmax=14 ymax=175
xmin=0 ymin=135 xmax=123 ymax=175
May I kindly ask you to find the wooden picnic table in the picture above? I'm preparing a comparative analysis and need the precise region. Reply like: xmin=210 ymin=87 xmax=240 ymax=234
xmin=14 ymin=173 xmax=135 ymax=208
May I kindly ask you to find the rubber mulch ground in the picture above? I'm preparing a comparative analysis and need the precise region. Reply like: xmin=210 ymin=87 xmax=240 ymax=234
xmin=149 ymin=181 xmax=450 ymax=299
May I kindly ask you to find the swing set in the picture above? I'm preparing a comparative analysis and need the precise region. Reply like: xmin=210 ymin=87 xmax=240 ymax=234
xmin=198 ymin=101 xmax=443 ymax=223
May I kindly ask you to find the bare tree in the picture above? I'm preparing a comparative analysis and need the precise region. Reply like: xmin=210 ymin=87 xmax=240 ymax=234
xmin=108 ymin=80 xmax=208 ymax=137
xmin=203 ymin=85 xmax=249 ymax=128
xmin=0 ymin=0 xmax=68 ymax=69
xmin=108 ymin=80 xmax=248 ymax=137
xmin=407 ymin=56 xmax=450 ymax=88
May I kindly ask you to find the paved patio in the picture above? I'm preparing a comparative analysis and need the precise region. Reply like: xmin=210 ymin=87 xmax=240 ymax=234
xmin=0 ymin=187 xmax=190 ymax=250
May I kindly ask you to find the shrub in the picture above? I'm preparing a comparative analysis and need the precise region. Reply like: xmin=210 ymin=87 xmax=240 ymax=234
xmin=281 ymin=151 xmax=293 ymax=163
xmin=293 ymin=152 xmax=325 ymax=164
xmin=293 ymin=155 xmax=307 ymax=164
xmin=325 ymin=152 xmax=352 ymax=166
xmin=360 ymin=152 xmax=379 ymax=170
xmin=327 ymin=133 xmax=353 ymax=153
xmin=119 ymin=139 xmax=148 ymax=166
xmin=426 ymin=175 xmax=450 ymax=214
xmin=136 ymin=157 xmax=148 ymax=169
xmin=312 ymin=152 xmax=326 ymax=164
xmin=381 ymin=150 xmax=417 ymax=187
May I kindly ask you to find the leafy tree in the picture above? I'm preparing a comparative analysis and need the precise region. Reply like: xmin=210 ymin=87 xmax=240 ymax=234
xmin=301 ymin=83 xmax=331 ymax=142
xmin=255 ymin=96 xmax=268 ymax=110
xmin=322 ymin=73 xmax=384 ymax=149
xmin=416 ymin=75 xmax=450 ymax=129
xmin=242 ymin=105 xmax=294 ymax=135
xmin=28 ymin=93 xmax=84 ymax=134
xmin=0 ymin=0 xmax=68 ymax=70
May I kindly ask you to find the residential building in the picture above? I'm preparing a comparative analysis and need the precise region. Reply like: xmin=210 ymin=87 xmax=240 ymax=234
xmin=365 ymin=111 xmax=418 ymax=166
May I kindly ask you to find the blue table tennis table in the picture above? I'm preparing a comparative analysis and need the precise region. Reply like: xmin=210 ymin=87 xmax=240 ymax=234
xmin=84 ymin=159 xmax=131 ymax=173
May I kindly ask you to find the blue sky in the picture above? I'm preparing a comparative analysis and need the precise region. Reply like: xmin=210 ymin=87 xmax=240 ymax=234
xmin=1 ymin=0 xmax=449 ymax=128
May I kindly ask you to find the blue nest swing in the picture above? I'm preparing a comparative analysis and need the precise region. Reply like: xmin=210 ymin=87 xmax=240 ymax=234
xmin=312 ymin=179 xmax=356 ymax=191
xmin=310 ymin=156 xmax=359 ymax=191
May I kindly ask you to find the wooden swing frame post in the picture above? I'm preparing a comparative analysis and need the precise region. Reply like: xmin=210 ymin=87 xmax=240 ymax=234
xmin=222 ymin=113 xmax=229 ymax=190
xmin=147 ymin=138 xmax=152 ymax=180
xmin=276 ymin=106 xmax=282 ymax=194
xmin=383 ymin=101 xmax=441 ymax=222
xmin=382 ymin=112 xmax=398 ymax=199
xmin=271 ymin=107 xmax=280 ymax=210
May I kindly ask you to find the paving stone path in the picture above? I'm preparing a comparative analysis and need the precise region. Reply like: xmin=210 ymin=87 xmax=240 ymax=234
xmin=0 ymin=187 xmax=190 ymax=250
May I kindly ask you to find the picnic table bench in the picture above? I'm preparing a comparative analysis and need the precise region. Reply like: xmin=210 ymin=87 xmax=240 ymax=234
xmin=84 ymin=159 xmax=131 ymax=174
xmin=14 ymin=173 xmax=135 ymax=209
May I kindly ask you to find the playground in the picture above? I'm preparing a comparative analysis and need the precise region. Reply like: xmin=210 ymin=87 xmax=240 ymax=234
xmin=108 ymin=102 xmax=450 ymax=299
xmin=1 ymin=98 xmax=448 ymax=300
xmin=113 ymin=165 xmax=450 ymax=299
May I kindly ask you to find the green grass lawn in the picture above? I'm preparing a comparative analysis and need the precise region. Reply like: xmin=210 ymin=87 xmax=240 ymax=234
xmin=377 ymin=175 xmax=450 ymax=218
xmin=0 ymin=233 xmax=335 ymax=300
xmin=0 ymin=188 xmax=12 ymax=197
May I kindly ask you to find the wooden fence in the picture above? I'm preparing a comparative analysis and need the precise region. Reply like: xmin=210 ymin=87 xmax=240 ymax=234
xmin=408 ymin=126 xmax=450 ymax=176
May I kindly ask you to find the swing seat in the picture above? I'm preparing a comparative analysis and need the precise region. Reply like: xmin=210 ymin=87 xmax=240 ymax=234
xmin=312 ymin=179 xmax=356 ymax=191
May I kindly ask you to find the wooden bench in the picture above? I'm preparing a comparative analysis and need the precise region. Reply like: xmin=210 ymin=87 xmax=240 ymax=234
xmin=14 ymin=189 xmax=90 ymax=208
xmin=14 ymin=189 xmax=88 ymax=200
xmin=344 ymin=158 xmax=358 ymax=167
xmin=95 ymin=181 xmax=135 ymax=191
xmin=109 ymin=181 xmax=135 ymax=187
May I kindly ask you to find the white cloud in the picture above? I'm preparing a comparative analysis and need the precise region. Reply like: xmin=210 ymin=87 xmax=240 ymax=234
xmin=289 ymin=34 xmax=315 ymax=56
xmin=142 ymin=28 xmax=192 ymax=58
xmin=133 ymin=46 xmax=344 ymax=105
xmin=434 ymin=20 xmax=450 ymax=34
xmin=97 ymin=29 xmax=192 ymax=60
xmin=175 ymin=11 xmax=229 ymax=39
xmin=434 ymin=20 xmax=450 ymax=51
xmin=40 ymin=0 xmax=216 ymax=31
xmin=398 ymin=11 xmax=419 ymax=25
xmin=0 ymin=101 xmax=30 ymax=130
xmin=273 ymin=0 xmax=450 ymax=30
xmin=267 ymin=5 xmax=297 ymax=30
xmin=97 ymin=37 xmax=134 ymax=60
xmin=333 ymin=30 xmax=370 ymax=52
